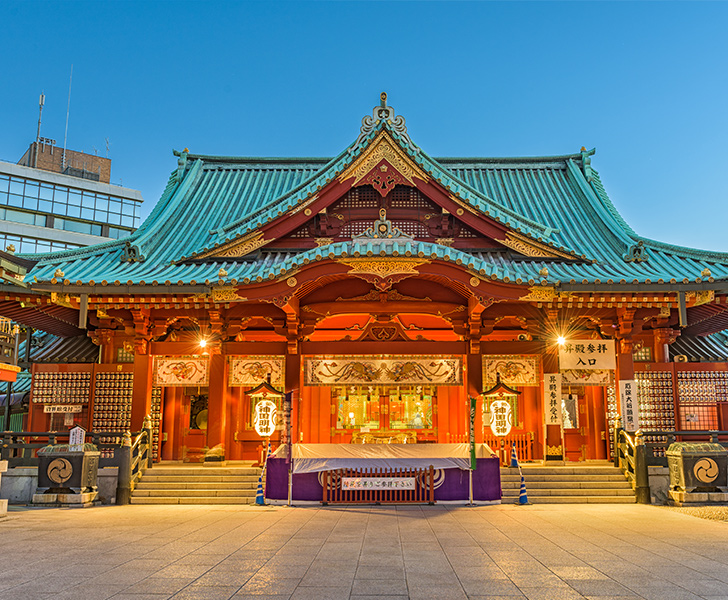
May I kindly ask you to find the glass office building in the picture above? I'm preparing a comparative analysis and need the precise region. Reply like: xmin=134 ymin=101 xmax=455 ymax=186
xmin=0 ymin=159 xmax=143 ymax=255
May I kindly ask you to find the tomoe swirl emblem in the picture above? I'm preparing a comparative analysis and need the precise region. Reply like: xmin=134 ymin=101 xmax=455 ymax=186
xmin=693 ymin=458 xmax=719 ymax=484
xmin=47 ymin=458 xmax=73 ymax=484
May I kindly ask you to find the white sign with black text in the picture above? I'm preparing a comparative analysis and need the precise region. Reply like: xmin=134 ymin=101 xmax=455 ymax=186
xmin=544 ymin=373 xmax=563 ymax=426
xmin=559 ymin=340 xmax=616 ymax=370
xmin=619 ymin=379 xmax=640 ymax=432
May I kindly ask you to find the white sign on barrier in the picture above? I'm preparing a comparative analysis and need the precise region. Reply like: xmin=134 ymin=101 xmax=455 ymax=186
xmin=43 ymin=405 xmax=82 ymax=413
xmin=341 ymin=477 xmax=415 ymax=490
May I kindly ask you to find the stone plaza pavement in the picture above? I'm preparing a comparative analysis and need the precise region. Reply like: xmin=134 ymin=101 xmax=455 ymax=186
xmin=0 ymin=503 xmax=727 ymax=600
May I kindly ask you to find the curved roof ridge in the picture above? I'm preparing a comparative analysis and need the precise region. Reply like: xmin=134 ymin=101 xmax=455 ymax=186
xmin=585 ymin=167 xmax=638 ymax=238
xmin=210 ymin=145 xmax=359 ymax=243
xmin=635 ymin=235 xmax=728 ymax=263
xmin=414 ymin=144 xmax=563 ymax=241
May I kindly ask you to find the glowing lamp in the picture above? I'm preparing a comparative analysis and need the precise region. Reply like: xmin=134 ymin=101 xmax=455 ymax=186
xmin=248 ymin=380 xmax=284 ymax=438
xmin=199 ymin=338 xmax=207 ymax=348
xmin=482 ymin=373 xmax=521 ymax=438
xmin=557 ymin=336 xmax=566 ymax=346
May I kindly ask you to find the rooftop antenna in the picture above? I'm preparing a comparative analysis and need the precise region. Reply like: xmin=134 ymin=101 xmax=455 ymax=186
xmin=62 ymin=64 xmax=73 ymax=171
xmin=35 ymin=92 xmax=45 ymax=168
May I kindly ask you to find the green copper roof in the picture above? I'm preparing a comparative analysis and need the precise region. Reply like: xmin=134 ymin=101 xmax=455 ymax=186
xmin=18 ymin=98 xmax=728 ymax=291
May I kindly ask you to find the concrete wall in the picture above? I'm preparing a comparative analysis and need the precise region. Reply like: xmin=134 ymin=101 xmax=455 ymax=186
xmin=0 ymin=466 xmax=119 ymax=505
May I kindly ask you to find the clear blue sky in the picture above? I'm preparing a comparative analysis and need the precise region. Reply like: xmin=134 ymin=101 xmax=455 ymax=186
xmin=2 ymin=1 xmax=727 ymax=251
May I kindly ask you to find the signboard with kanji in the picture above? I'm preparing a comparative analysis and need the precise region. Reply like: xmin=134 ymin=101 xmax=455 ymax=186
xmin=619 ymin=379 xmax=640 ymax=432
xmin=544 ymin=373 xmax=563 ymax=426
xmin=559 ymin=340 xmax=615 ymax=370
xmin=253 ymin=399 xmax=278 ymax=437
xmin=342 ymin=477 xmax=415 ymax=490
xmin=489 ymin=399 xmax=513 ymax=437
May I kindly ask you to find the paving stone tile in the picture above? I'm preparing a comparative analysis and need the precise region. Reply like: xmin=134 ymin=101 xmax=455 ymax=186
xmin=289 ymin=586 xmax=351 ymax=600
xmin=124 ymin=577 xmax=196 ymax=594
xmin=351 ymin=578 xmax=408 ymax=595
xmin=170 ymin=585 xmax=241 ymax=599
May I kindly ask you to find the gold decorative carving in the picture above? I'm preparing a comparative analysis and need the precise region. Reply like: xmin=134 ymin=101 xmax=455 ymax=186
xmin=337 ymin=258 xmax=428 ymax=279
xmin=338 ymin=130 xmax=429 ymax=188
xmin=686 ymin=290 xmax=715 ymax=307
xmin=519 ymin=286 xmax=559 ymax=302
xmin=436 ymin=238 xmax=454 ymax=247
xmin=210 ymin=287 xmax=246 ymax=302
xmin=470 ymin=277 xmax=480 ymax=287
xmin=336 ymin=288 xmax=431 ymax=302
xmin=287 ymin=277 xmax=298 ymax=287
xmin=315 ymin=238 xmax=334 ymax=247
xmin=498 ymin=232 xmax=573 ymax=259
xmin=199 ymin=232 xmax=268 ymax=259
xmin=546 ymin=444 xmax=563 ymax=456
xmin=50 ymin=292 xmax=75 ymax=308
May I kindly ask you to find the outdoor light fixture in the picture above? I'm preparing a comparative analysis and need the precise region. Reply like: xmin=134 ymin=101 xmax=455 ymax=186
xmin=199 ymin=338 xmax=207 ymax=348
xmin=557 ymin=336 xmax=566 ymax=346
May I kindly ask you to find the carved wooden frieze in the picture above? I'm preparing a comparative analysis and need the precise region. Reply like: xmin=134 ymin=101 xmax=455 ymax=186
xmin=228 ymin=356 xmax=285 ymax=388
xmin=154 ymin=356 xmax=209 ymax=387
xmin=304 ymin=355 xmax=462 ymax=386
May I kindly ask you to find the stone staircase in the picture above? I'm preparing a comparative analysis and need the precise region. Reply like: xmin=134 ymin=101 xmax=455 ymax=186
xmin=501 ymin=463 xmax=635 ymax=504
xmin=131 ymin=462 xmax=262 ymax=505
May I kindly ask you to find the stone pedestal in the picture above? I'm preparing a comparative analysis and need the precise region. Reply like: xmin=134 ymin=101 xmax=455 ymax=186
xmin=668 ymin=489 xmax=728 ymax=506
xmin=31 ymin=490 xmax=98 ymax=508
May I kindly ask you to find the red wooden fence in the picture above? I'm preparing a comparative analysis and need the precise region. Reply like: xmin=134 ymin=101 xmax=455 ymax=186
xmin=483 ymin=433 xmax=534 ymax=466
xmin=322 ymin=466 xmax=435 ymax=505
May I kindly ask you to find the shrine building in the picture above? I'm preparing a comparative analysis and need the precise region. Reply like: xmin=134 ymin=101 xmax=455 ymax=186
xmin=4 ymin=93 xmax=728 ymax=466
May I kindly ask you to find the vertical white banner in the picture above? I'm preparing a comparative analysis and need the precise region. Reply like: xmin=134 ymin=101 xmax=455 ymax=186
xmin=544 ymin=373 xmax=562 ymax=426
xmin=619 ymin=379 xmax=640 ymax=432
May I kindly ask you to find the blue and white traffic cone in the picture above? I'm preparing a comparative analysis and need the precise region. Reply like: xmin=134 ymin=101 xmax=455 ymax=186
xmin=254 ymin=473 xmax=265 ymax=505
xmin=517 ymin=473 xmax=530 ymax=505
xmin=255 ymin=438 xmax=272 ymax=506
xmin=510 ymin=444 xmax=519 ymax=468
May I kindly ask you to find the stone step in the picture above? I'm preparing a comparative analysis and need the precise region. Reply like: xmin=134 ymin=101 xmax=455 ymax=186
xmin=500 ymin=480 xmax=632 ymax=490
xmin=145 ymin=468 xmax=261 ymax=477
xmin=502 ymin=487 xmax=635 ymax=497
xmin=500 ymin=474 xmax=628 ymax=482
xmin=501 ymin=495 xmax=635 ymax=504
xmin=135 ymin=481 xmax=259 ymax=490
xmin=140 ymin=475 xmax=260 ymax=484
xmin=501 ymin=468 xmax=623 ymax=476
xmin=133 ymin=488 xmax=256 ymax=498
xmin=130 ymin=496 xmax=255 ymax=505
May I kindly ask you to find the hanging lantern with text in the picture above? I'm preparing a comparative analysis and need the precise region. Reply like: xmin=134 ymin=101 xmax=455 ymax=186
xmin=248 ymin=380 xmax=284 ymax=438
xmin=482 ymin=373 xmax=521 ymax=437
xmin=254 ymin=400 xmax=278 ymax=437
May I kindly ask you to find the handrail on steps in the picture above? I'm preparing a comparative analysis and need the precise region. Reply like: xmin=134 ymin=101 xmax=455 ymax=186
xmin=613 ymin=417 xmax=650 ymax=504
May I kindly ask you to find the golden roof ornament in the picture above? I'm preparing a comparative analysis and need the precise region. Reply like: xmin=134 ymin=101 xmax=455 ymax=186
xmin=702 ymin=267 xmax=712 ymax=278
xmin=538 ymin=267 xmax=549 ymax=278
xmin=5 ymin=244 xmax=15 ymax=254
xmin=54 ymin=268 xmax=65 ymax=278
xmin=218 ymin=268 xmax=228 ymax=278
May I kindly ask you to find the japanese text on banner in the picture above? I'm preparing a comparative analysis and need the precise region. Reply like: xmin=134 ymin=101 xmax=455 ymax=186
xmin=543 ymin=373 xmax=562 ymax=426
xmin=619 ymin=379 xmax=640 ymax=432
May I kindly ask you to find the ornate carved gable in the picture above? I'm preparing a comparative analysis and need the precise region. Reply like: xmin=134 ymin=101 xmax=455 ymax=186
xmin=338 ymin=129 xmax=430 ymax=197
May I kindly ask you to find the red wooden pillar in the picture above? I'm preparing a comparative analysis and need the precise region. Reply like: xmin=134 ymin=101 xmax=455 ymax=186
xmin=131 ymin=348 xmax=153 ymax=431
xmin=206 ymin=353 xmax=226 ymax=460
